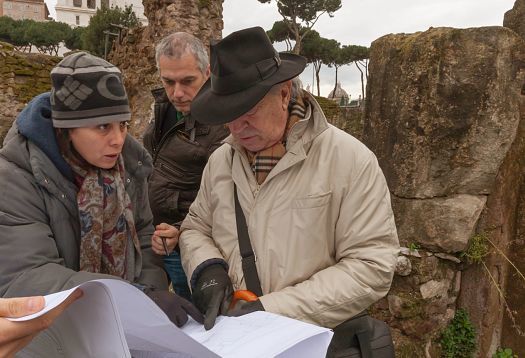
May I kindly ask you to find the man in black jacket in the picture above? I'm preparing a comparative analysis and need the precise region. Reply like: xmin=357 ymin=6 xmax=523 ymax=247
xmin=143 ymin=32 xmax=229 ymax=299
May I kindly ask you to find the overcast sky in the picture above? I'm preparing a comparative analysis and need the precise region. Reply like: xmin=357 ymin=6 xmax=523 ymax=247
xmin=46 ymin=0 xmax=517 ymax=97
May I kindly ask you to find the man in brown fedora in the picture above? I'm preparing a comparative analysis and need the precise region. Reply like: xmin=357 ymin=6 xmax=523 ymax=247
xmin=179 ymin=26 xmax=399 ymax=343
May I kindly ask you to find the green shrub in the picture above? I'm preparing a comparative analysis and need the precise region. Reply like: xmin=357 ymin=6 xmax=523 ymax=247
xmin=440 ymin=308 xmax=476 ymax=358
xmin=493 ymin=347 xmax=518 ymax=358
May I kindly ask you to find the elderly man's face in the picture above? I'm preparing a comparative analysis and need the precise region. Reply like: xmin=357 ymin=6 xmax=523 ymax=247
xmin=159 ymin=54 xmax=209 ymax=114
xmin=227 ymin=81 xmax=292 ymax=152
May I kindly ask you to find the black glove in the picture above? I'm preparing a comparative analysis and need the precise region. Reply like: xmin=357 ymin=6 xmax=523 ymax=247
xmin=226 ymin=299 xmax=264 ymax=317
xmin=192 ymin=264 xmax=233 ymax=330
xmin=146 ymin=290 xmax=204 ymax=327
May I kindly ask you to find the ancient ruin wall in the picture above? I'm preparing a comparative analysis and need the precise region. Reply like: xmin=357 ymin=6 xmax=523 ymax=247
xmin=0 ymin=42 xmax=60 ymax=144
xmin=109 ymin=0 xmax=224 ymax=139
xmin=364 ymin=27 xmax=525 ymax=355
xmin=504 ymin=0 xmax=525 ymax=41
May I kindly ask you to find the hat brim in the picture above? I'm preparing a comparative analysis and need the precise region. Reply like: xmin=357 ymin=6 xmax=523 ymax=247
xmin=191 ymin=53 xmax=307 ymax=125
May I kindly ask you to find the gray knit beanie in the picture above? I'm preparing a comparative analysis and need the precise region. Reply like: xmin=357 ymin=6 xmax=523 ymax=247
xmin=50 ymin=52 xmax=131 ymax=128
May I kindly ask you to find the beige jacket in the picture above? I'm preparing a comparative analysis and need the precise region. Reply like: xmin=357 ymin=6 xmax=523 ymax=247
xmin=180 ymin=92 xmax=399 ymax=328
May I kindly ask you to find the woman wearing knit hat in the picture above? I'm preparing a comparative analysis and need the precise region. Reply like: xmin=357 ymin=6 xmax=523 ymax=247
xmin=0 ymin=52 xmax=203 ymax=354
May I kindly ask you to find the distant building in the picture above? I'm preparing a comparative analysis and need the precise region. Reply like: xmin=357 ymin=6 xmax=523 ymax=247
xmin=327 ymin=82 xmax=350 ymax=107
xmin=55 ymin=0 xmax=147 ymax=27
xmin=1 ymin=0 xmax=50 ymax=21
xmin=347 ymin=95 xmax=364 ymax=109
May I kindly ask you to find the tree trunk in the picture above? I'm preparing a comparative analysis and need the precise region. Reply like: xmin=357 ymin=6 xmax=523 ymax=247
xmin=332 ymin=66 xmax=339 ymax=99
xmin=315 ymin=62 xmax=321 ymax=96
xmin=292 ymin=31 xmax=301 ymax=54
xmin=355 ymin=61 xmax=365 ymax=99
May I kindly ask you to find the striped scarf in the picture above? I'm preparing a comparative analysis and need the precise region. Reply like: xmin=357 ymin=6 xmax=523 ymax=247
xmin=247 ymin=95 xmax=307 ymax=184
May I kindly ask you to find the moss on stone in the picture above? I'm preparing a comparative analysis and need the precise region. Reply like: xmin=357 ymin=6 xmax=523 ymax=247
xmin=463 ymin=232 xmax=490 ymax=264
xmin=0 ymin=41 xmax=14 ymax=51
xmin=198 ymin=0 xmax=211 ymax=9
xmin=396 ymin=291 xmax=426 ymax=319
xmin=315 ymin=95 xmax=341 ymax=120
xmin=397 ymin=342 xmax=425 ymax=357
xmin=13 ymin=68 xmax=35 ymax=76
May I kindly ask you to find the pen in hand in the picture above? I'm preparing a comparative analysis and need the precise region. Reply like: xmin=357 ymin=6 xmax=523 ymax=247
xmin=161 ymin=237 xmax=170 ymax=256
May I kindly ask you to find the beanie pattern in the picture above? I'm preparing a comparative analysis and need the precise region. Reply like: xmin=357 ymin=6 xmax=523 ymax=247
xmin=50 ymin=52 xmax=131 ymax=128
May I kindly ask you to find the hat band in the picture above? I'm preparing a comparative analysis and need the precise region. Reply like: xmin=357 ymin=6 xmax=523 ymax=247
xmin=52 ymin=112 xmax=131 ymax=128
xmin=52 ymin=105 xmax=130 ymax=119
xmin=211 ymin=56 xmax=281 ymax=95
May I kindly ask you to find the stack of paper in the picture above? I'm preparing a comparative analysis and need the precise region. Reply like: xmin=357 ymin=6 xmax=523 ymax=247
xmin=12 ymin=279 xmax=333 ymax=357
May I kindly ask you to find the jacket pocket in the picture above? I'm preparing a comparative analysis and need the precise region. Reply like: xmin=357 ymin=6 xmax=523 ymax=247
xmin=292 ymin=191 xmax=332 ymax=209
xmin=158 ymin=161 xmax=183 ymax=179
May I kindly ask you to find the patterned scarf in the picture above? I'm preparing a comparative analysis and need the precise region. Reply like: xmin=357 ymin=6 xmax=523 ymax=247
xmin=247 ymin=95 xmax=307 ymax=184
xmin=61 ymin=141 xmax=140 ymax=280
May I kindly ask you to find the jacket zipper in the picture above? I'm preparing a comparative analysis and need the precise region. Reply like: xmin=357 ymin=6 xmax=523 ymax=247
xmin=153 ymin=119 xmax=184 ymax=163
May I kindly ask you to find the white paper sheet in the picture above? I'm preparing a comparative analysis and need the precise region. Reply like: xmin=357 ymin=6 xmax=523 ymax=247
xmin=13 ymin=279 xmax=333 ymax=358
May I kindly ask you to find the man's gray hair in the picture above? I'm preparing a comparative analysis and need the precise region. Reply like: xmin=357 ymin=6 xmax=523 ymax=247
xmin=155 ymin=32 xmax=209 ymax=74
xmin=290 ymin=77 xmax=303 ymax=103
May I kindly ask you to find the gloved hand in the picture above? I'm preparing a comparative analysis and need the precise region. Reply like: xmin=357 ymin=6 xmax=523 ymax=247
xmin=192 ymin=264 xmax=233 ymax=330
xmin=226 ymin=299 xmax=264 ymax=317
xmin=146 ymin=290 xmax=204 ymax=327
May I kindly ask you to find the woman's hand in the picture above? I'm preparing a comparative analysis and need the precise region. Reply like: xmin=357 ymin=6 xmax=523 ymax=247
xmin=0 ymin=289 xmax=82 ymax=357
xmin=151 ymin=223 xmax=180 ymax=256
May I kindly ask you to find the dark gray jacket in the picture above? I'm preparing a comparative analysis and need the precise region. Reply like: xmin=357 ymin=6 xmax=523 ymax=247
xmin=143 ymin=88 xmax=229 ymax=224
xmin=0 ymin=93 xmax=167 ymax=297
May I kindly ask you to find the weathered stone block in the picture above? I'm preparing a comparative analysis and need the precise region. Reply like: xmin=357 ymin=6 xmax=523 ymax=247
xmin=393 ymin=194 xmax=486 ymax=252
xmin=364 ymin=27 xmax=525 ymax=199
xmin=420 ymin=279 xmax=450 ymax=299
xmin=395 ymin=255 xmax=412 ymax=276
xmin=504 ymin=0 xmax=525 ymax=41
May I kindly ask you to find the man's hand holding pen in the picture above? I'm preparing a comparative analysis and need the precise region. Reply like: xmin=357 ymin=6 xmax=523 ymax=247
xmin=151 ymin=223 xmax=180 ymax=256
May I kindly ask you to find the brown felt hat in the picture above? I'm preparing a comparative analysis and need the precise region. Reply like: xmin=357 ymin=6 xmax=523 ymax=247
xmin=191 ymin=26 xmax=306 ymax=125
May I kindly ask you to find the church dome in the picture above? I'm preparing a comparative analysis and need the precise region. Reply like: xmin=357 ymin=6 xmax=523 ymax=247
xmin=327 ymin=82 xmax=349 ymax=106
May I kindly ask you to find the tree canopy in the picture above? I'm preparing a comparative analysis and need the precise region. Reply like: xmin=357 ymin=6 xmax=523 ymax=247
xmin=65 ymin=26 xmax=85 ymax=51
xmin=0 ymin=16 xmax=16 ymax=44
xmin=258 ymin=0 xmax=341 ymax=54
xmin=26 ymin=21 xmax=71 ymax=56
xmin=266 ymin=20 xmax=295 ymax=51
xmin=81 ymin=5 xmax=140 ymax=57
xmin=301 ymin=30 xmax=339 ymax=96
xmin=0 ymin=16 xmax=72 ymax=55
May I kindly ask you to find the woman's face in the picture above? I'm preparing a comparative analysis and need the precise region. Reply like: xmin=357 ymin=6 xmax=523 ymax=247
xmin=69 ymin=121 xmax=128 ymax=169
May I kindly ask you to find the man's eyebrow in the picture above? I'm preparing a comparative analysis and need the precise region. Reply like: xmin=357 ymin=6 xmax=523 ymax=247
xmin=161 ymin=75 xmax=196 ymax=82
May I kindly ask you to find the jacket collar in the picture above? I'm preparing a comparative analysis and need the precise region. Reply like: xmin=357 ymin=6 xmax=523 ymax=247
xmin=151 ymin=87 xmax=170 ymax=103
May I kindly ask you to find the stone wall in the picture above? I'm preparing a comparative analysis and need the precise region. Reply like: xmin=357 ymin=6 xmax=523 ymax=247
xmin=109 ymin=0 xmax=224 ymax=139
xmin=504 ymin=0 xmax=525 ymax=40
xmin=0 ymin=42 xmax=59 ymax=144
xmin=364 ymin=26 xmax=525 ymax=356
